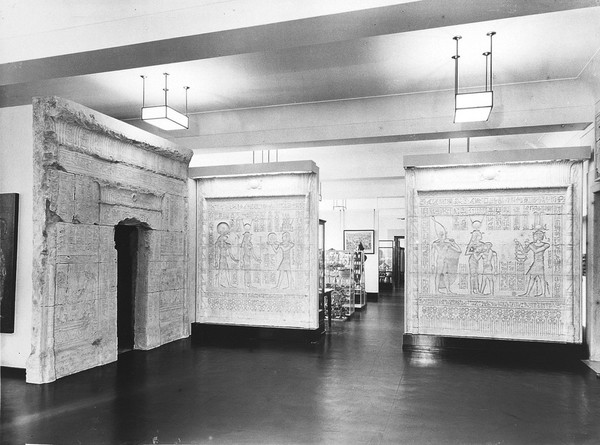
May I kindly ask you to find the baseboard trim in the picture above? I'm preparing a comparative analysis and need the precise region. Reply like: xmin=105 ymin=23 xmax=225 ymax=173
xmin=366 ymin=292 xmax=378 ymax=302
xmin=1 ymin=366 xmax=26 ymax=378
xmin=192 ymin=323 xmax=325 ymax=346
xmin=403 ymin=333 xmax=587 ymax=361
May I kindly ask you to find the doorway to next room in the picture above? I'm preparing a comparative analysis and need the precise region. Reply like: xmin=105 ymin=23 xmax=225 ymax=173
xmin=114 ymin=225 xmax=139 ymax=354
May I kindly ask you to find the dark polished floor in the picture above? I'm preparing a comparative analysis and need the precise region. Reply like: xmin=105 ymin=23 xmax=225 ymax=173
xmin=2 ymin=290 xmax=600 ymax=445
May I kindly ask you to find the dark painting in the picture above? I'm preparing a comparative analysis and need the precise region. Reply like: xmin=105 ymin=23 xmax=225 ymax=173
xmin=0 ymin=193 xmax=19 ymax=333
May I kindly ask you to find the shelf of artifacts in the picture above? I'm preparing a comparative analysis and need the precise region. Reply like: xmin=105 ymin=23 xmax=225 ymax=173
xmin=352 ymin=250 xmax=366 ymax=309
xmin=324 ymin=249 xmax=356 ymax=321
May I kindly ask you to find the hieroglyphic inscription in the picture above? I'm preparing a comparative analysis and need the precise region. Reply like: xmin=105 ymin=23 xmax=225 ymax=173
xmin=148 ymin=261 xmax=186 ymax=293
xmin=56 ymin=223 xmax=99 ymax=257
xmin=74 ymin=175 xmax=100 ymax=223
xmin=55 ymin=263 xmax=99 ymax=305
xmin=53 ymin=121 xmax=187 ymax=179
xmin=204 ymin=196 xmax=309 ymax=293
xmin=409 ymin=187 xmax=580 ymax=342
xmin=99 ymin=204 xmax=162 ymax=229
xmin=200 ymin=195 xmax=312 ymax=325
xmin=162 ymin=194 xmax=186 ymax=231
xmin=160 ymin=231 xmax=185 ymax=257
xmin=100 ymin=186 xmax=162 ymax=211
xmin=57 ymin=147 xmax=187 ymax=196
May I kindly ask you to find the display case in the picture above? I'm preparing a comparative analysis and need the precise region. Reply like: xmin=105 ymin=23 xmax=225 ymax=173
xmin=318 ymin=219 xmax=326 ymax=329
xmin=324 ymin=249 xmax=355 ymax=320
xmin=379 ymin=239 xmax=394 ymax=290
xmin=352 ymin=251 xmax=366 ymax=309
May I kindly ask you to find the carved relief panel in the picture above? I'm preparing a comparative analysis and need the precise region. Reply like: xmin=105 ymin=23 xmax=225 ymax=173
xmin=405 ymin=159 xmax=584 ymax=343
xmin=196 ymin=167 xmax=319 ymax=329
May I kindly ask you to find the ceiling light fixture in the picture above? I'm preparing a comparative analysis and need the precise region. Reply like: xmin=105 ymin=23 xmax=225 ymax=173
xmin=141 ymin=73 xmax=190 ymax=130
xmin=452 ymin=32 xmax=496 ymax=123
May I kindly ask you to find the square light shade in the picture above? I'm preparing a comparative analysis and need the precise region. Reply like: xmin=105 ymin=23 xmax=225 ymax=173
xmin=141 ymin=105 xmax=189 ymax=130
xmin=454 ymin=91 xmax=493 ymax=123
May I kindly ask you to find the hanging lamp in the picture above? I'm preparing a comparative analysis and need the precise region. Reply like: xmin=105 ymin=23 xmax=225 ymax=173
xmin=141 ymin=73 xmax=190 ymax=130
xmin=453 ymin=32 xmax=496 ymax=123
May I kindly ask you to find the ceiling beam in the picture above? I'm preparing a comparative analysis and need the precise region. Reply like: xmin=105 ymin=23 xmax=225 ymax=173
xmin=1 ymin=0 xmax=598 ymax=109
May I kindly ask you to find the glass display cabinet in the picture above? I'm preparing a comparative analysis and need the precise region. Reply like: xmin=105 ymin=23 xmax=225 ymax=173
xmin=318 ymin=219 xmax=326 ymax=330
xmin=324 ymin=249 xmax=355 ymax=320
xmin=352 ymin=251 xmax=366 ymax=309
xmin=379 ymin=239 xmax=394 ymax=291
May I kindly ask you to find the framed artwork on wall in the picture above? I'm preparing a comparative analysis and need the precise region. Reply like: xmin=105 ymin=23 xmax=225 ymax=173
xmin=0 ymin=193 xmax=19 ymax=334
xmin=343 ymin=229 xmax=375 ymax=254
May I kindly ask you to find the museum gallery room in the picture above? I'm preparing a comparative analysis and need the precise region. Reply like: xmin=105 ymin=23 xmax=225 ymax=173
xmin=2 ymin=1 xmax=600 ymax=444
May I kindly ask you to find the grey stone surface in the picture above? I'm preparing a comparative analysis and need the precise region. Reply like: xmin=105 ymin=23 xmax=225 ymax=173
xmin=27 ymin=97 xmax=192 ymax=384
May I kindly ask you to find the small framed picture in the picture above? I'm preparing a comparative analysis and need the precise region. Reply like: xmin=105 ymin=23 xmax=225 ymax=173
xmin=343 ymin=229 xmax=375 ymax=254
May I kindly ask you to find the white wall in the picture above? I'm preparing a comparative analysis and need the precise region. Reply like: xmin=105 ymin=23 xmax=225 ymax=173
xmin=0 ymin=105 xmax=33 ymax=368
xmin=319 ymin=203 xmax=380 ymax=293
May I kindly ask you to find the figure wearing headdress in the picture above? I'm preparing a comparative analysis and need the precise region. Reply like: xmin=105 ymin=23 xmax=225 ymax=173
xmin=476 ymin=242 xmax=498 ymax=295
xmin=239 ymin=222 xmax=261 ymax=287
xmin=273 ymin=231 xmax=294 ymax=289
xmin=514 ymin=213 xmax=550 ymax=297
xmin=215 ymin=221 xmax=239 ymax=287
xmin=464 ymin=218 xmax=485 ymax=294
xmin=431 ymin=217 xmax=461 ymax=294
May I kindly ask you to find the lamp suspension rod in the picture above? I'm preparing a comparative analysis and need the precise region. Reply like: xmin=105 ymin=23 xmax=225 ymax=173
xmin=483 ymin=51 xmax=490 ymax=91
xmin=141 ymin=75 xmax=146 ymax=107
xmin=452 ymin=36 xmax=461 ymax=95
xmin=487 ymin=31 xmax=496 ymax=92
xmin=163 ymin=73 xmax=169 ymax=106
xmin=184 ymin=86 xmax=190 ymax=115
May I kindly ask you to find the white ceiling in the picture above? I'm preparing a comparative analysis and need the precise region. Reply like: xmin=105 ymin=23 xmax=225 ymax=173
xmin=1 ymin=1 xmax=599 ymax=201
xmin=2 ymin=3 xmax=599 ymax=116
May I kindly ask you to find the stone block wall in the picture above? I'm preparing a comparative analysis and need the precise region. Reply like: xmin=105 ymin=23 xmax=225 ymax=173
xmin=27 ymin=97 xmax=193 ymax=383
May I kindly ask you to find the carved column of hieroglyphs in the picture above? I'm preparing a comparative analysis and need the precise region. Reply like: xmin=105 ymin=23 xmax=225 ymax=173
xmin=28 ymin=97 xmax=192 ymax=383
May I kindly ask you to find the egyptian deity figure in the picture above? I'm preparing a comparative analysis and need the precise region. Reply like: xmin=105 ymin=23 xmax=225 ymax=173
xmin=464 ymin=220 xmax=484 ymax=294
xmin=515 ymin=224 xmax=550 ymax=297
xmin=239 ymin=223 xmax=261 ymax=287
xmin=431 ymin=218 xmax=461 ymax=294
xmin=215 ymin=221 xmax=238 ymax=287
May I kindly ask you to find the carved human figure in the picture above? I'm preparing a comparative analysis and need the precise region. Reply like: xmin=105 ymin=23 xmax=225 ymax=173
xmin=464 ymin=220 xmax=484 ymax=294
xmin=239 ymin=223 xmax=261 ymax=287
xmin=215 ymin=221 xmax=238 ymax=287
xmin=275 ymin=231 xmax=294 ymax=289
xmin=431 ymin=218 xmax=461 ymax=294
xmin=476 ymin=242 xmax=497 ymax=295
xmin=515 ymin=226 xmax=550 ymax=297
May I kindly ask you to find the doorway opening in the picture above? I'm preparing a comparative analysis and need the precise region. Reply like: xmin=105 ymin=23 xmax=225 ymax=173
xmin=114 ymin=224 xmax=139 ymax=354
xmin=393 ymin=236 xmax=405 ymax=292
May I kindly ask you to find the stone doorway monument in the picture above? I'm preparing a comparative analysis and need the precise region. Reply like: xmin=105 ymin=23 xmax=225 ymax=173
xmin=27 ymin=97 xmax=193 ymax=384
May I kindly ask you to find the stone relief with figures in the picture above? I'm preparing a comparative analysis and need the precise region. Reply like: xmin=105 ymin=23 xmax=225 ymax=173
xmin=407 ymin=186 xmax=582 ymax=343
xmin=195 ymin=167 xmax=319 ymax=331
xmin=203 ymin=196 xmax=309 ymax=294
